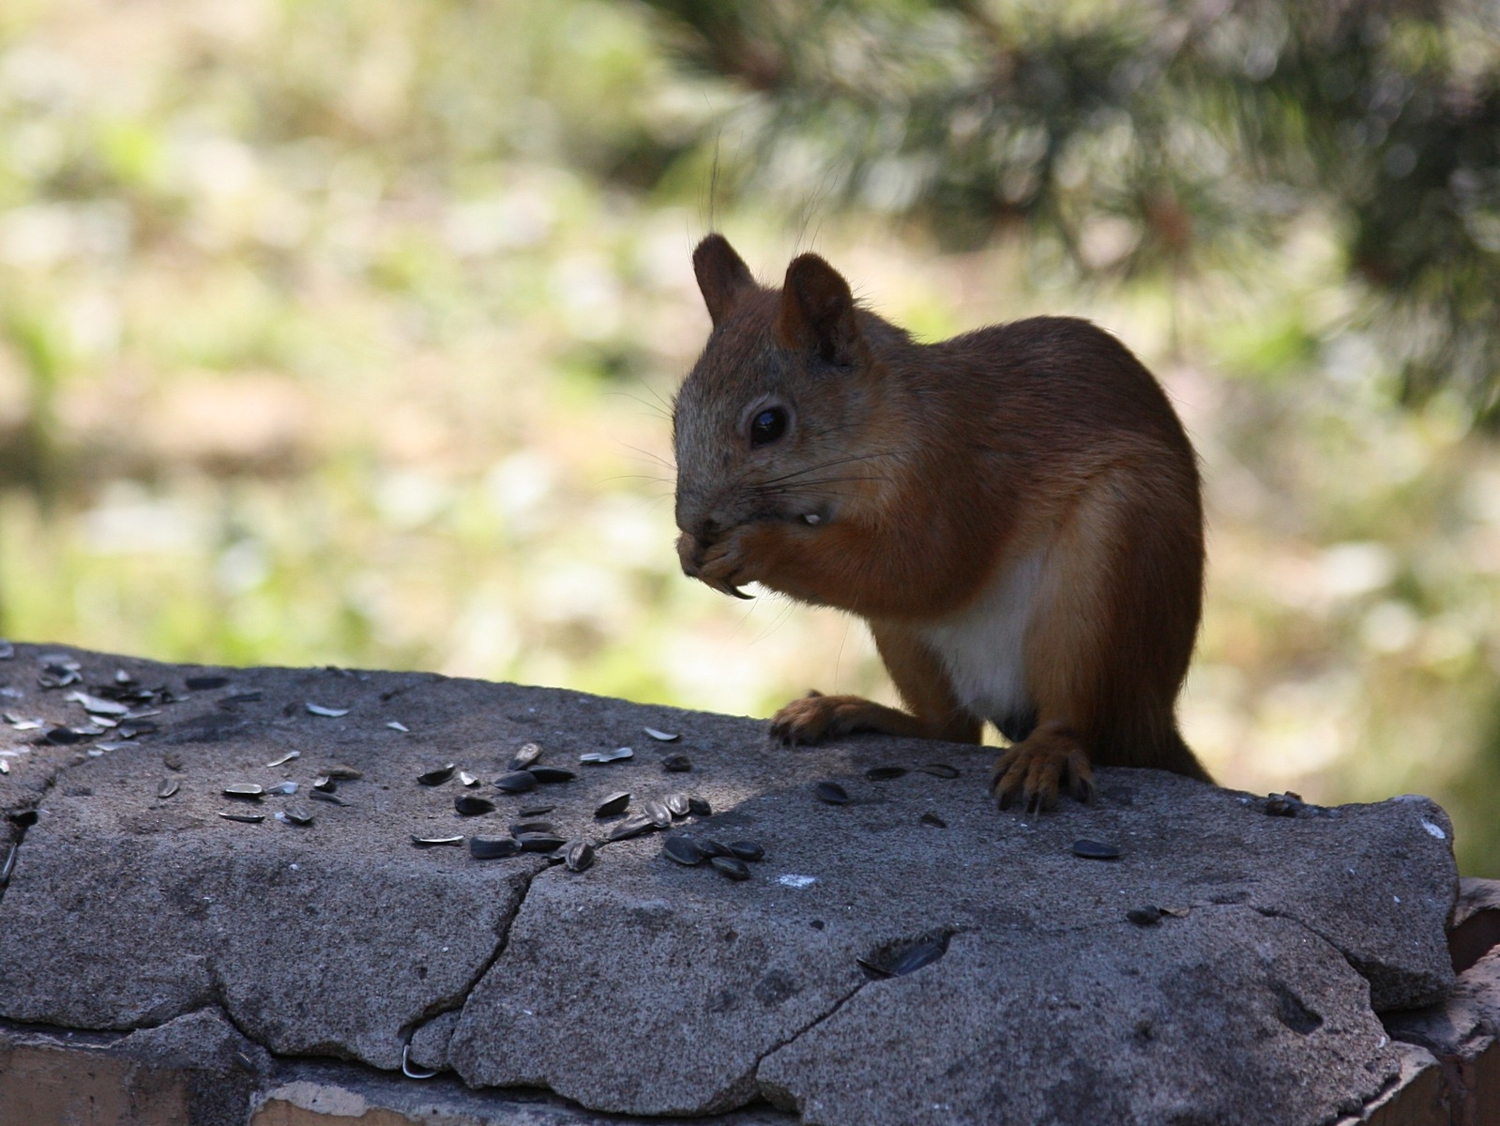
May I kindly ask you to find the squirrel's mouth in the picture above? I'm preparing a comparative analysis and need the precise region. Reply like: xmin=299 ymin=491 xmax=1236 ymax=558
xmin=676 ymin=531 xmax=754 ymax=600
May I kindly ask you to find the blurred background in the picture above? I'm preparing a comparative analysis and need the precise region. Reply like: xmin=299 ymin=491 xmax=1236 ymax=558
xmin=1 ymin=0 xmax=1497 ymax=873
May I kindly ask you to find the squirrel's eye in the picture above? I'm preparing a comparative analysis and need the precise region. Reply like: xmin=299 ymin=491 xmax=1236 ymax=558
xmin=750 ymin=407 xmax=788 ymax=447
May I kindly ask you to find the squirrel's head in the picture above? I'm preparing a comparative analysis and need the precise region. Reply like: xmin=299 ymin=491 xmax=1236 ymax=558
xmin=672 ymin=234 xmax=889 ymax=598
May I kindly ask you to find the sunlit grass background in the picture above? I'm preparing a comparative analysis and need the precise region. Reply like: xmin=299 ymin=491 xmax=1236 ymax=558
xmin=1 ymin=0 xmax=1496 ymax=874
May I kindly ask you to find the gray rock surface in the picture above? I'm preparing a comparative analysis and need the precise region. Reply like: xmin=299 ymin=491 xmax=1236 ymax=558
xmin=0 ymin=643 xmax=1463 ymax=1126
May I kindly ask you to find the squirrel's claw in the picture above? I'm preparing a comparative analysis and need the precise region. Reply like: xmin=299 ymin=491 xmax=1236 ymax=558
xmin=989 ymin=730 xmax=1094 ymax=814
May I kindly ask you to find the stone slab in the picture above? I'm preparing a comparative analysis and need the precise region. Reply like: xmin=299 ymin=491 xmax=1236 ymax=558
xmin=0 ymin=643 xmax=1466 ymax=1126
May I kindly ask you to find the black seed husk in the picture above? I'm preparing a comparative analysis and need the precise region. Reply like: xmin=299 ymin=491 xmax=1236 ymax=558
xmin=864 ymin=766 xmax=908 ymax=781
xmin=813 ymin=781 xmax=849 ymax=805
xmin=279 ymin=807 xmax=314 ymax=826
xmin=711 ymin=855 xmax=751 ymax=881
xmin=916 ymin=763 xmax=960 ymax=779
xmin=661 ymin=754 xmax=692 ymax=773
xmin=455 ymin=794 xmax=496 ymax=816
xmin=606 ymin=814 xmax=656 ymax=842
xmin=686 ymin=795 xmax=711 ymax=816
xmin=309 ymin=789 xmax=347 ymax=805
xmin=509 ymin=820 xmax=556 ymax=836
xmin=529 ymin=766 xmax=577 ymax=784
xmin=663 ymin=836 xmax=705 ymax=866
xmin=595 ymin=791 xmax=630 ymax=817
xmin=515 ymin=831 xmax=566 ymax=853
xmin=1127 ymin=906 xmax=1163 ymax=927
xmin=697 ymin=838 xmax=731 ymax=858
xmin=564 ymin=840 xmax=595 ymax=872
xmin=919 ymin=812 xmax=947 ymax=829
xmin=157 ymin=778 xmax=180 ymax=799
xmin=1071 ymin=839 xmax=1121 ymax=860
xmin=325 ymin=765 xmax=363 ymax=780
xmin=890 ymin=938 xmax=949 ymax=976
xmin=217 ymin=811 xmax=264 ymax=823
xmin=469 ymin=837 xmax=522 ymax=859
xmin=312 ymin=776 xmax=336 ymax=793
xmin=665 ymin=792 xmax=690 ymax=817
xmin=494 ymin=771 xmax=538 ymax=793
xmin=726 ymin=840 xmax=764 ymax=861
xmin=417 ymin=763 xmax=457 ymax=786
xmin=518 ymin=803 xmax=554 ymax=817
xmin=223 ymin=783 xmax=264 ymax=800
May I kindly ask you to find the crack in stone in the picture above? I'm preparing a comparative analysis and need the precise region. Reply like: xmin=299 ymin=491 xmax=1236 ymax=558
xmin=401 ymin=861 xmax=545 ymax=1050
xmin=1249 ymin=902 xmax=1424 ymax=1011
xmin=747 ymin=975 xmax=871 ymax=1109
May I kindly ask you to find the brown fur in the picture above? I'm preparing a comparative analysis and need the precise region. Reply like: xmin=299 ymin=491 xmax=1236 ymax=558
xmin=673 ymin=234 xmax=1211 ymax=810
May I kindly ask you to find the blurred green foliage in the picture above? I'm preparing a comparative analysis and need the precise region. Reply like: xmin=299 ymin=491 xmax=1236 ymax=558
xmin=0 ymin=0 xmax=1496 ymax=874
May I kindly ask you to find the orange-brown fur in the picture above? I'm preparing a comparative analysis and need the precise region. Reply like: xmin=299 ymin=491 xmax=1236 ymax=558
xmin=673 ymin=234 xmax=1212 ymax=810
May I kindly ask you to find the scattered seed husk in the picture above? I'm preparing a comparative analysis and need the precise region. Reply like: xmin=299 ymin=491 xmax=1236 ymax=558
xmin=217 ymin=692 xmax=262 ymax=707
xmin=726 ymin=840 xmax=765 ymax=861
xmin=564 ymin=840 xmax=595 ymax=872
xmin=66 ymin=691 xmax=129 ymax=717
xmin=595 ymin=791 xmax=630 ymax=817
xmin=663 ymin=836 xmax=705 ymax=866
xmin=455 ymin=795 xmax=496 ymax=816
xmin=1127 ymin=906 xmax=1163 ymax=927
xmin=458 ymin=771 xmax=479 ymax=787
xmin=118 ymin=719 xmax=158 ymax=738
xmin=919 ymin=812 xmax=947 ymax=829
xmin=401 ymin=1044 xmax=438 ymax=1081
xmin=916 ymin=763 xmax=960 ymax=779
xmin=1160 ymin=905 xmax=1191 ymax=918
xmin=813 ymin=781 xmax=850 ymax=805
xmin=643 ymin=799 xmax=672 ymax=828
xmin=1263 ymin=792 xmax=1306 ymax=817
xmin=411 ymin=834 xmax=464 ymax=848
xmin=265 ymin=751 xmax=300 ymax=767
xmin=157 ymin=778 xmax=180 ymax=799
xmin=711 ymin=855 xmax=751 ymax=881
xmin=44 ymin=727 xmax=85 ymax=745
xmin=606 ymin=814 xmax=656 ymax=842
xmin=509 ymin=820 xmax=557 ymax=836
xmin=580 ymin=746 xmax=633 ymax=764
xmin=0 ymin=760 xmax=8 ymax=775
xmin=312 ymin=776 xmax=336 ymax=793
xmin=518 ymin=803 xmax=555 ymax=817
xmin=265 ymin=781 xmax=298 ymax=796
xmin=0 ymin=841 xmax=17 ymax=886
xmin=469 ymin=837 xmax=522 ymax=859
xmin=223 ymin=783 xmax=264 ymax=800
xmin=509 ymin=743 xmax=542 ymax=771
xmin=494 ymin=770 xmax=538 ymax=793
xmin=661 ymin=753 xmax=692 ymax=773
xmin=697 ymin=838 xmax=731 ymax=858
xmin=864 ymin=766 xmax=908 ymax=781
xmin=306 ymin=702 xmax=350 ymax=718
xmin=325 ymin=765 xmax=362 ymax=781
xmin=529 ymin=766 xmax=577 ymax=784
xmin=184 ymin=675 xmax=230 ymax=691
xmin=664 ymin=792 xmax=690 ymax=817
xmin=643 ymin=727 xmax=680 ymax=742
xmin=417 ymin=764 xmax=457 ymax=786
xmin=217 ymin=811 xmax=264 ymax=824
xmin=890 ymin=938 xmax=949 ymax=976
xmin=516 ymin=831 xmax=566 ymax=853
xmin=38 ymin=665 xmax=81 ymax=689
xmin=309 ymin=790 xmax=347 ymax=805
xmin=1071 ymin=839 xmax=1121 ymax=860
xmin=277 ymin=808 xmax=315 ymax=827
xmin=387 ymin=720 xmax=410 ymax=732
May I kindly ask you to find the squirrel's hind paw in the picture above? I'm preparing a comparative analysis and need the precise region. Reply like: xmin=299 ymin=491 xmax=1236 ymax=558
xmin=990 ymin=730 xmax=1095 ymax=813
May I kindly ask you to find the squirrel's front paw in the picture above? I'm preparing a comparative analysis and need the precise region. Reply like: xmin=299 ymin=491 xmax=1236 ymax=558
xmin=989 ymin=727 xmax=1095 ymax=813
xmin=769 ymin=691 xmax=870 ymax=745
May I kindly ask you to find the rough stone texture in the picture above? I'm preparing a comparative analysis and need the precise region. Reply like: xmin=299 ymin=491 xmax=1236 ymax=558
xmin=0 ymin=642 xmax=1474 ymax=1126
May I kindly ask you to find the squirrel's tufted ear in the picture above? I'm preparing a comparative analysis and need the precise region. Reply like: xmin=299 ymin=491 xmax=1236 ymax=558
xmin=693 ymin=235 xmax=757 ymax=327
xmin=776 ymin=254 xmax=859 ymax=365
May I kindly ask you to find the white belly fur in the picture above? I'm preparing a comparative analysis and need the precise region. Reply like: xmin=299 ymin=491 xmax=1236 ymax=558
xmin=916 ymin=549 xmax=1044 ymax=724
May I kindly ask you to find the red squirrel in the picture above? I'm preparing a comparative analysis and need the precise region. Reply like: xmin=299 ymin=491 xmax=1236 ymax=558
xmin=672 ymin=234 xmax=1212 ymax=810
